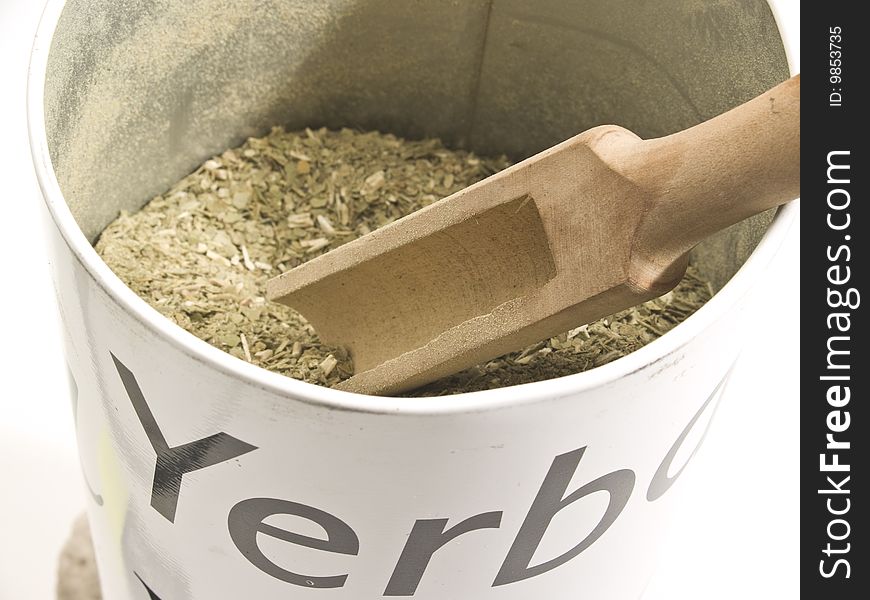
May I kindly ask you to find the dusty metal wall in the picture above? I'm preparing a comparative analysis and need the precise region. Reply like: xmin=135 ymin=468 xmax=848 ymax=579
xmin=44 ymin=0 xmax=789 ymax=288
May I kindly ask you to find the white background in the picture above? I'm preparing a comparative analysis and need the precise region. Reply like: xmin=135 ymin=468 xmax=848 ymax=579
xmin=0 ymin=1 xmax=798 ymax=598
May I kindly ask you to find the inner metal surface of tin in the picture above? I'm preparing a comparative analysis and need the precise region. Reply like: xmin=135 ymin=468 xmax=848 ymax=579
xmin=43 ymin=0 xmax=789 ymax=306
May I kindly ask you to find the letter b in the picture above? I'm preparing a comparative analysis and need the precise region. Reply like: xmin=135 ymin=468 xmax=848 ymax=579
xmin=493 ymin=447 xmax=635 ymax=586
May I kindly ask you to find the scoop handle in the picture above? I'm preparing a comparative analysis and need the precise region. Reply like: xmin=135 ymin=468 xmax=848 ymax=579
xmin=622 ymin=74 xmax=800 ymax=282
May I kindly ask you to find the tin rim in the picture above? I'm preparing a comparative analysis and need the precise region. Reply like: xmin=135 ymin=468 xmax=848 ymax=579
xmin=27 ymin=0 xmax=799 ymax=416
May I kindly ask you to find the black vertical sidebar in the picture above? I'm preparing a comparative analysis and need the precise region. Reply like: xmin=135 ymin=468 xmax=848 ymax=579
xmin=802 ymin=4 xmax=865 ymax=597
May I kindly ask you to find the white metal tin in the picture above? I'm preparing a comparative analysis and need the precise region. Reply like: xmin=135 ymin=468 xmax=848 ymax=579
xmin=29 ymin=1 xmax=798 ymax=598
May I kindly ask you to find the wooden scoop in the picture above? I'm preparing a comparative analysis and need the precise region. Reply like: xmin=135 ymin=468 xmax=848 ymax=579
xmin=267 ymin=75 xmax=800 ymax=396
